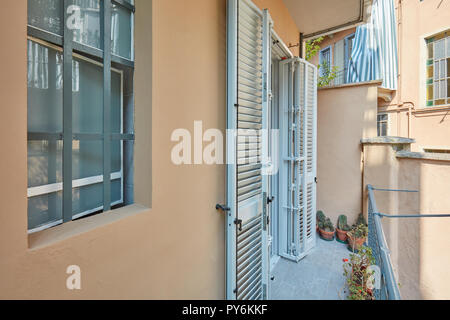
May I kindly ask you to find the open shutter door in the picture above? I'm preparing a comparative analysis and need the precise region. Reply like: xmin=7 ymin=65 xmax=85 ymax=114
xmin=303 ymin=63 xmax=318 ymax=254
xmin=278 ymin=58 xmax=317 ymax=261
xmin=226 ymin=0 xmax=271 ymax=300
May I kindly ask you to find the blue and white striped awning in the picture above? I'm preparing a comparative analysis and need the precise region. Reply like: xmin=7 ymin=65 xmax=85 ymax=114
xmin=346 ymin=0 xmax=398 ymax=90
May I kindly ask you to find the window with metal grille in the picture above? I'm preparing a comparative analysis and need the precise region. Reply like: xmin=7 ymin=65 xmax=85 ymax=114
xmin=426 ymin=31 xmax=450 ymax=107
xmin=319 ymin=46 xmax=332 ymax=78
xmin=27 ymin=0 xmax=135 ymax=233
xmin=377 ymin=114 xmax=388 ymax=137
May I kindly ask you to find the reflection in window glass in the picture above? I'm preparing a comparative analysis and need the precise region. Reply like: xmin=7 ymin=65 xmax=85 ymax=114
xmin=72 ymin=0 xmax=102 ymax=50
xmin=28 ymin=0 xmax=63 ymax=35
xmin=111 ymin=4 xmax=133 ymax=60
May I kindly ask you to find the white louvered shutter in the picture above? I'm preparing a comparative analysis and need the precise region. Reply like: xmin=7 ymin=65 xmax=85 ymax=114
xmin=226 ymin=0 xmax=271 ymax=300
xmin=278 ymin=58 xmax=317 ymax=261
xmin=334 ymin=40 xmax=345 ymax=85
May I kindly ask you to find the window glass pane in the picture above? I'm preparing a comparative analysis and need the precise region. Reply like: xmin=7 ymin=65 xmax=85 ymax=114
xmin=73 ymin=57 xmax=103 ymax=133
xmin=447 ymin=79 xmax=450 ymax=99
xmin=447 ymin=37 xmax=450 ymax=58
xmin=112 ymin=71 xmax=123 ymax=134
xmin=447 ymin=58 xmax=450 ymax=77
xmin=111 ymin=4 xmax=133 ymax=60
xmin=73 ymin=140 xmax=103 ymax=180
xmin=112 ymin=179 xmax=122 ymax=204
xmin=427 ymin=65 xmax=434 ymax=79
xmin=427 ymin=42 xmax=434 ymax=60
xmin=441 ymin=79 xmax=447 ymax=99
xmin=28 ymin=0 xmax=63 ymax=36
xmin=72 ymin=180 xmax=122 ymax=218
xmin=112 ymin=141 xmax=122 ymax=173
xmin=28 ymin=41 xmax=63 ymax=133
xmin=434 ymin=81 xmax=440 ymax=99
xmin=427 ymin=84 xmax=434 ymax=101
xmin=73 ymin=183 xmax=103 ymax=217
xmin=440 ymin=59 xmax=446 ymax=78
xmin=28 ymin=191 xmax=62 ymax=231
xmin=71 ymin=0 xmax=102 ymax=50
xmin=435 ymin=39 xmax=445 ymax=60
xmin=28 ymin=141 xmax=63 ymax=188
xmin=434 ymin=61 xmax=439 ymax=79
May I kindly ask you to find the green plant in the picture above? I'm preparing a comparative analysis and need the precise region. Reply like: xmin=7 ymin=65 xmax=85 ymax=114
xmin=337 ymin=215 xmax=351 ymax=231
xmin=319 ymin=217 xmax=335 ymax=233
xmin=318 ymin=61 xmax=339 ymax=88
xmin=343 ymin=246 xmax=376 ymax=300
xmin=305 ymin=36 xmax=324 ymax=61
xmin=317 ymin=210 xmax=326 ymax=223
xmin=354 ymin=213 xmax=367 ymax=227
xmin=348 ymin=223 xmax=368 ymax=239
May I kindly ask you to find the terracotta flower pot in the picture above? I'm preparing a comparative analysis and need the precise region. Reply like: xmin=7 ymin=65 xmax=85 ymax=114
xmin=347 ymin=233 xmax=367 ymax=251
xmin=336 ymin=228 xmax=348 ymax=243
xmin=319 ymin=228 xmax=335 ymax=241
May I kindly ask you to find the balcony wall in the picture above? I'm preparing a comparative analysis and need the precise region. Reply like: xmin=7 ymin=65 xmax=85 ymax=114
xmin=316 ymin=81 xmax=379 ymax=225
xmin=363 ymin=143 xmax=450 ymax=300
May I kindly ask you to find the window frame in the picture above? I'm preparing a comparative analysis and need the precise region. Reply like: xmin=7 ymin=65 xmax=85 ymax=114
xmin=377 ymin=113 xmax=389 ymax=137
xmin=27 ymin=0 xmax=135 ymax=233
xmin=319 ymin=45 xmax=332 ymax=77
xmin=425 ymin=32 xmax=449 ymax=107
xmin=344 ymin=33 xmax=355 ymax=83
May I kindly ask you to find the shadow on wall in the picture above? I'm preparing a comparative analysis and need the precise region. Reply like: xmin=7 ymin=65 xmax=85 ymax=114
xmin=365 ymin=145 xmax=450 ymax=300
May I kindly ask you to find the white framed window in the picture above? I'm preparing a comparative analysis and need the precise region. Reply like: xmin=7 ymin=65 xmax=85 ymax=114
xmin=426 ymin=31 xmax=450 ymax=106
xmin=377 ymin=113 xmax=389 ymax=137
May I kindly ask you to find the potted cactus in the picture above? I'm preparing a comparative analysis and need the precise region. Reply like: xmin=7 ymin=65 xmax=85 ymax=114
xmin=318 ymin=216 xmax=335 ymax=241
xmin=316 ymin=210 xmax=326 ymax=233
xmin=336 ymin=214 xmax=351 ymax=243
xmin=347 ymin=223 xmax=368 ymax=252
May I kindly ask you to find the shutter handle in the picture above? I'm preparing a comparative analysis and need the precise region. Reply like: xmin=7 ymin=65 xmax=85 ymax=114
xmin=234 ymin=219 xmax=243 ymax=232
xmin=216 ymin=204 xmax=230 ymax=213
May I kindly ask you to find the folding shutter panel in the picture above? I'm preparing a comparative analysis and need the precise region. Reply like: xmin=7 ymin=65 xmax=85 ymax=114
xmin=226 ymin=0 xmax=271 ymax=300
xmin=334 ymin=40 xmax=345 ymax=85
xmin=278 ymin=58 xmax=317 ymax=261
xmin=303 ymin=64 xmax=318 ymax=254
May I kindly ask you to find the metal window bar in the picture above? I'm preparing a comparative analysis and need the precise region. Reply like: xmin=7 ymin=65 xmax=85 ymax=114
xmin=27 ymin=0 xmax=135 ymax=228
xmin=367 ymin=184 xmax=450 ymax=300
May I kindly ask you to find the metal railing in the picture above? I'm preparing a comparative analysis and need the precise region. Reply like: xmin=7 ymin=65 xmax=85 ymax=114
xmin=367 ymin=185 xmax=450 ymax=300
xmin=367 ymin=185 xmax=401 ymax=300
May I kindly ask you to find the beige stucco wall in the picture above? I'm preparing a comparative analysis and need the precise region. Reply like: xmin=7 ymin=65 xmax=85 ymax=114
xmin=316 ymin=82 xmax=379 ymax=225
xmin=0 ymin=0 xmax=300 ymax=299
xmin=363 ymin=144 xmax=450 ymax=300
xmin=379 ymin=0 xmax=450 ymax=151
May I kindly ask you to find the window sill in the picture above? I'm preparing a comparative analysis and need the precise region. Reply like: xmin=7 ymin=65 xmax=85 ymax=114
xmin=28 ymin=204 xmax=150 ymax=251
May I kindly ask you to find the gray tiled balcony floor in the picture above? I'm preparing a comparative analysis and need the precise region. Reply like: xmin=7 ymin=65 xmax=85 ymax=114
xmin=270 ymin=238 xmax=351 ymax=300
